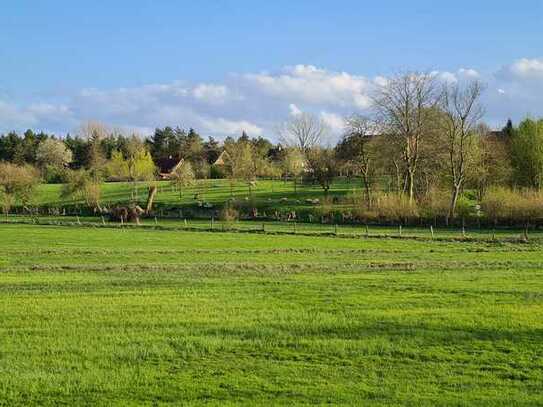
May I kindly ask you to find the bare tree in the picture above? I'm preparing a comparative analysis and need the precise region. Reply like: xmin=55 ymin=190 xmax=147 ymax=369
xmin=279 ymin=112 xmax=328 ymax=152
xmin=373 ymin=72 xmax=441 ymax=202
xmin=441 ymin=80 xmax=484 ymax=219
xmin=342 ymin=114 xmax=377 ymax=207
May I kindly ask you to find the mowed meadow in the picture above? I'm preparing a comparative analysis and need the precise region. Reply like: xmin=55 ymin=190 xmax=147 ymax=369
xmin=1 ymin=224 xmax=543 ymax=405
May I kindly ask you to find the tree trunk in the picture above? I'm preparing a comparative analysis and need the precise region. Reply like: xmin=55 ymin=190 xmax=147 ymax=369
xmin=407 ymin=170 xmax=415 ymax=202
xmin=448 ymin=184 xmax=461 ymax=222
xmin=362 ymin=173 xmax=371 ymax=209
xmin=146 ymin=185 xmax=158 ymax=214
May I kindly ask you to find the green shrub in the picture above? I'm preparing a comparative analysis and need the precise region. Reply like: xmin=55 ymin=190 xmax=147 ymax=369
xmin=375 ymin=193 xmax=418 ymax=225
xmin=210 ymin=165 xmax=226 ymax=179
xmin=480 ymin=187 xmax=513 ymax=225
xmin=419 ymin=188 xmax=449 ymax=223
xmin=481 ymin=187 xmax=543 ymax=228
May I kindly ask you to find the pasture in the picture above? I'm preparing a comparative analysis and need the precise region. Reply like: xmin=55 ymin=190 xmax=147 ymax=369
xmin=33 ymin=177 xmax=366 ymax=211
xmin=1 ymin=224 xmax=542 ymax=405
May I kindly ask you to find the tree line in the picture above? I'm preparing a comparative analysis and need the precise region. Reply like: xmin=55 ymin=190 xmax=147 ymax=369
xmin=1 ymin=72 xmax=543 ymax=227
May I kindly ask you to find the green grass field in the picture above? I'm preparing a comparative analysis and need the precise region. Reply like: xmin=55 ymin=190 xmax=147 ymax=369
xmin=33 ymin=177 xmax=366 ymax=211
xmin=1 ymin=224 xmax=543 ymax=405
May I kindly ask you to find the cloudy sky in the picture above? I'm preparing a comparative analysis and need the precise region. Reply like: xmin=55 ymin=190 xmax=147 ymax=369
xmin=1 ymin=1 xmax=543 ymax=139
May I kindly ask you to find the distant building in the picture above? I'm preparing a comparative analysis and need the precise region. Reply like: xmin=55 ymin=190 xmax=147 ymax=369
xmin=213 ymin=151 xmax=230 ymax=166
xmin=156 ymin=156 xmax=184 ymax=179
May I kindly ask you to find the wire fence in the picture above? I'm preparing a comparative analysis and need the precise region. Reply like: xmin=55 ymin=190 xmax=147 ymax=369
xmin=1 ymin=214 xmax=540 ymax=243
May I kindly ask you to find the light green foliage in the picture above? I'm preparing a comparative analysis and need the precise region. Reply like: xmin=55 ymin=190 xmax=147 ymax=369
xmin=480 ymin=187 xmax=514 ymax=224
xmin=0 ymin=162 xmax=39 ymax=214
xmin=455 ymin=195 xmax=476 ymax=221
xmin=511 ymin=118 xmax=543 ymax=188
xmin=224 ymin=139 xmax=254 ymax=182
xmin=0 ymin=225 xmax=543 ymax=405
xmin=128 ymin=149 xmax=156 ymax=182
xmin=106 ymin=150 xmax=130 ymax=180
xmin=481 ymin=187 xmax=543 ymax=227
xmin=61 ymin=169 xmax=102 ymax=211
xmin=281 ymin=147 xmax=305 ymax=192
xmin=170 ymin=160 xmax=195 ymax=197
xmin=111 ymin=136 xmax=157 ymax=200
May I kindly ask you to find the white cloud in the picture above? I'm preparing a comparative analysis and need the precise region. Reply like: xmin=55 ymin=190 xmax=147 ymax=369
xmin=373 ymin=76 xmax=389 ymax=87
xmin=5 ymin=59 xmax=543 ymax=139
xmin=436 ymin=71 xmax=458 ymax=83
xmin=458 ymin=68 xmax=480 ymax=78
xmin=430 ymin=68 xmax=480 ymax=84
xmin=289 ymin=103 xmax=302 ymax=116
xmin=192 ymin=84 xmax=230 ymax=103
xmin=0 ymin=100 xmax=75 ymax=132
xmin=200 ymin=117 xmax=262 ymax=137
xmin=506 ymin=58 xmax=543 ymax=80
xmin=320 ymin=111 xmax=345 ymax=134
xmin=244 ymin=64 xmax=373 ymax=109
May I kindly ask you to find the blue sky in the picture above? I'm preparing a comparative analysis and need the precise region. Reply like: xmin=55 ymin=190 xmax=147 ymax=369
xmin=1 ymin=1 xmax=543 ymax=138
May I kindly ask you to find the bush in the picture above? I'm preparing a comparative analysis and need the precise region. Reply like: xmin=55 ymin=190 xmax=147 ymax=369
xmin=481 ymin=187 xmax=543 ymax=228
xmin=510 ymin=190 xmax=543 ymax=228
xmin=455 ymin=196 xmax=477 ymax=228
xmin=480 ymin=187 xmax=513 ymax=225
xmin=419 ymin=188 xmax=449 ymax=223
xmin=210 ymin=165 xmax=226 ymax=179
xmin=43 ymin=165 xmax=67 ymax=184
xmin=374 ymin=193 xmax=418 ymax=225
xmin=220 ymin=206 xmax=239 ymax=223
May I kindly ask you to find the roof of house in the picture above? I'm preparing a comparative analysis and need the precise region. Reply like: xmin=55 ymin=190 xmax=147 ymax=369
xmin=156 ymin=156 xmax=181 ymax=174
xmin=213 ymin=151 xmax=230 ymax=166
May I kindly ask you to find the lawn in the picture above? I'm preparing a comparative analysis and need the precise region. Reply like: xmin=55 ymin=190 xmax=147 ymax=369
xmin=33 ymin=177 xmax=367 ymax=211
xmin=1 ymin=224 xmax=542 ymax=405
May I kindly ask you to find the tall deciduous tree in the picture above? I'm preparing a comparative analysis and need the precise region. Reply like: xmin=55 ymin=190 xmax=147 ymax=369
xmin=339 ymin=115 xmax=376 ymax=208
xmin=281 ymin=148 xmax=306 ymax=193
xmin=441 ymin=80 xmax=484 ymax=219
xmin=224 ymin=137 xmax=255 ymax=196
xmin=79 ymin=121 xmax=108 ymax=181
xmin=373 ymin=72 xmax=440 ymax=202
xmin=36 ymin=139 xmax=73 ymax=169
xmin=279 ymin=112 xmax=328 ymax=152
xmin=306 ymin=147 xmax=337 ymax=196
xmin=511 ymin=118 xmax=543 ymax=188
